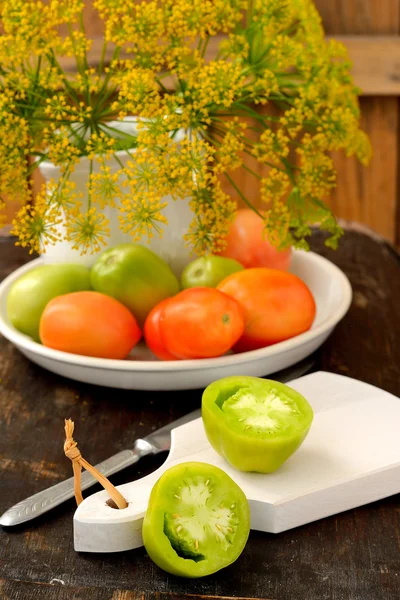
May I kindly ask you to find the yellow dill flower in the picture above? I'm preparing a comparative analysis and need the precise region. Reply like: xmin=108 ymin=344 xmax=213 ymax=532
xmin=249 ymin=70 xmax=279 ymax=104
xmin=344 ymin=130 xmax=372 ymax=166
xmin=263 ymin=201 xmax=291 ymax=249
xmin=1 ymin=72 xmax=30 ymax=99
xmin=65 ymin=208 xmax=110 ymax=255
xmin=49 ymin=0 xmax=84 ymax=24
xmin=185 ymin=182 xmax=236 ymax=254
xmin=219 ymin=34 xmax=249 ymax=61
xmin=104 ymin=0 xmax=164 ymax=48
xmin=57 ymin=31 xmax=93 ymax=59
xmin=70 ymin=102 xmax=93 ymax=125
xmin=213 ymin=120 xmax=246 ymax=173
xmin=113 ymin=68 xmax=162 ymax=119
xmin=187 ymin=61 xmax=245 ymax=113
xmin=269 ymin=35 xmax=304 ymax=71
xmin=86 ymin=132 xmax=116 ymax=161
xmin=253 ymin=0 xmax=297 ymax=37
xmin=37 ymin=66 xmax=64 ymax=92
xmin=155 ymin=137 xmax=215 ymax=198
xmin=254 ymin=128 xmax=290 ymax=165
xmin=44 ymin=94 xmax=71 ymax=122
xmin=89 ymin=167 xmax=123 ymax=209
xmin=163 ymin=0 xmax=245 ymax=41
xmin=0 ymin=0 xmax=82 ymax=61
xmin=93 ymin=0 xmax=123 ymax=19
xmin=11 ymin=201 xmax=62 ymax=255
xmin=296 ymin=143 xmax=336 ymax=197
xmin=46 ymin=179 xmax=83 ymax=213
xmin=260 ymin=170 xmax=290 ymax=204
xmin=47 ymin=130 xmax=81 ymax=169
xmin=119 ymin=189 xmax=168 ymax=242
xmin=125 ymin=150 xmax=161 ymax=190
xmin=74 ymin=70 xmax=103 ymax=96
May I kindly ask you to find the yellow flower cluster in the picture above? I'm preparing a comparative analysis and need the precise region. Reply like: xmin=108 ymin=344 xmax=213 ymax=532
xmin=1 ymin=0 xmax=371 ymax=254
xmin=47 ymin=132 xmax=81 ymax=170
xmin=66 ymin=208 xmax=111 ymax=255
xmin=11 ymin=200 xmax=62 ymax=255
xmin=185 ymin=182 xmax=237 ymax=255
xmin=254 ymin=129 xmax=290 ymax=166
xmin=113 ymin=68 xmax=162 ymax=119
xmin=119 ymin=190 xmax=168 ymax=242
xmin=89 ymin=167 xmax=122 ymax=209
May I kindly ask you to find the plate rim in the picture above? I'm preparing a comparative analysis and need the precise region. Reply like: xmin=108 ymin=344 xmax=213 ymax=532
xmin=0 ymin=250 xmax=352 ymax=372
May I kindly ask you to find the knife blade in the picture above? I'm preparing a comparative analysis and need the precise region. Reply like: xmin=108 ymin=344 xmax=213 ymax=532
xmin=0 ymin=356 xmax=315 ymax=527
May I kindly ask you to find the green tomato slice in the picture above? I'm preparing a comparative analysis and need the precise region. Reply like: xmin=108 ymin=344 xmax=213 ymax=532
xmin=202 ymin=376 xmax=314 ymax=473
xmin=142 ymin=462 xmax=250 ymax=578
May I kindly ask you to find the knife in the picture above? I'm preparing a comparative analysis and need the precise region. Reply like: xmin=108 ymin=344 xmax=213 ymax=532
xmin=0 ymin=358 xmax=314 ymax=527
xmin=0 ymin=409 xmax=201 ymax=527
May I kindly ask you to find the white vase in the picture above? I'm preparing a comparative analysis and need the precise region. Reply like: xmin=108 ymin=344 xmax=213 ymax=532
xmin=39 ymin=119 xmax=195 ymax=276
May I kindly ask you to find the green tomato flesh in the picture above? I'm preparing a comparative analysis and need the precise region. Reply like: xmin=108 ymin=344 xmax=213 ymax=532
xmin=7 ymin=264 xmax=91 ymax=342
xmin=142 ymin=462 xmax=250 ymax=578
xmin=181 ymin=256 xmax=244 ymax=289
xmin=202 ymin=376 xmax=314 ymax=473
xmin=90 ymin=243 xmax=180 ymax=325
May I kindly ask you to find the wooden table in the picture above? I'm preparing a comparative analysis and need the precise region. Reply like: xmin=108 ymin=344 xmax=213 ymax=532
xmin=0 ymin=229 xmax=399 ymax=600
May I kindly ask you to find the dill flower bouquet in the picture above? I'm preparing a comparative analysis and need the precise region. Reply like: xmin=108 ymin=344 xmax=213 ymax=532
xmin=0 ymin=0 xmax=371 ymax=259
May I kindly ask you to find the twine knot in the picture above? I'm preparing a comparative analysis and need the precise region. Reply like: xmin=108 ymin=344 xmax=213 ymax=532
xmin=63 ymin=418 xmax=128 ymax=509
xmin=64 ymin=440 xmax=81 ymax=462
xmin=64 ymin=420 xmax=82 ymax=462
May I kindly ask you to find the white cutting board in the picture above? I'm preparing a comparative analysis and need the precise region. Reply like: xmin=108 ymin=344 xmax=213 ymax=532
xmin=74 ymin=371 xmax=400 ymax=553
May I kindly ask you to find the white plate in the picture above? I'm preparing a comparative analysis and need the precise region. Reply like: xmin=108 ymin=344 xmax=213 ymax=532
xmin=0 ymin=251 xmax=352 ymax=390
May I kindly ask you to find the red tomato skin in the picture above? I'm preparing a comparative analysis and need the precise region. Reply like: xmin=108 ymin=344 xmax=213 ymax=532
xmin=217 ymin=268 xmax=316 ymax=352
xmin=160 ymin=287 xmax=245 ymax=359
xmin=144 ymin=299 xmax=178 ymax=361
xmin=39 ymin=291 xmax=141 ymax=359
xmin=219 ymin=208 xmax=291 ymax=270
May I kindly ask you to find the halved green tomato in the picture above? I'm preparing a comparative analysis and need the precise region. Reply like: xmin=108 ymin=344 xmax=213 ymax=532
xmin=202 ymin=376 xmax=314 ymax=473
xmin=142 ymin=462 xmax=250 ymax=578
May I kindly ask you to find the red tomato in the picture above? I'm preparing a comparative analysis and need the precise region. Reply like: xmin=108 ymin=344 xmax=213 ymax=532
xmin=219 ymin=208 xmax=291 ymax=270
xmin=40 ymin=291 xmax=141 ymax=359
xmin=217 ymin=268 xmax=316 ymax=352
xmin=160 ymin=288 xmax=245 ymax=359
xmin=144 ymin=299 xmax=178 ymax=361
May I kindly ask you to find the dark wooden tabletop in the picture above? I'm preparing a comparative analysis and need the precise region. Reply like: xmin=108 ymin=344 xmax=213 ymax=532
xmin=0 ymin=229 xmax=399 ymax=600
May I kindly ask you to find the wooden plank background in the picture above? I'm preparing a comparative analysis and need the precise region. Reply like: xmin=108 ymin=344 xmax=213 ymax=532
xmin=3 ymin=0 xmax=400 ymax=246
xmin=316 ymin=0 xmax=400 ymax=246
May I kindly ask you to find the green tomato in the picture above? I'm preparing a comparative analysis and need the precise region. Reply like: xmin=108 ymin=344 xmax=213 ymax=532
xmin=90 ymin=244 xmax=180 ymax=325
xmin=202 ymin=376 xmax=314 ymax=473
xmin=181 ymin=256 xmax=244 ymax=289
xmin=7 ymin=264 xmax=91 ymax=342
xmin=142 ymin=462 xmax=250 ymax=578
